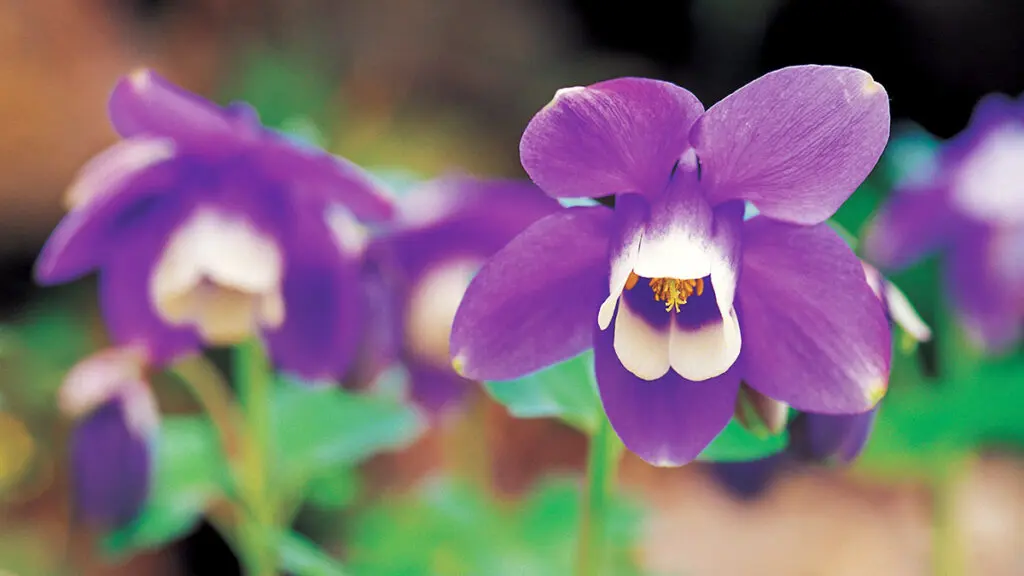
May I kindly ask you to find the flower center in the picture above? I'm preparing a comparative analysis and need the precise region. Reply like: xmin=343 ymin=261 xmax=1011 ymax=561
xmin=624 ymin=271 xmax=704 ymax=313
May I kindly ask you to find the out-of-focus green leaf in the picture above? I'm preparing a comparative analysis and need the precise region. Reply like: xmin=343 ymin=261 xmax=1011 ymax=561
xmin=272 ymin=379 xmax=424 ymax=491
xmin=347 ymin=478 xmax=648 ymax=576
xmin=484 ymin=352 xmax=603 ymax=434
xmin=104 ymin=416 xmax=228 ymax=556
xmin=278 ymin=531 xmax=350 ymax=576
xmin=223 ymin=50 xmax=335 ymax=133
xmin=304 ymin=467 xmax=361 ymax=511
xmin=698 ymin=418 xmax=789 ymax=462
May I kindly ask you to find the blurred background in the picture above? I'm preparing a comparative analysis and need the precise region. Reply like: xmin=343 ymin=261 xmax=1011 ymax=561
xmin=1 ymin=0 xmax=1023 ymax=574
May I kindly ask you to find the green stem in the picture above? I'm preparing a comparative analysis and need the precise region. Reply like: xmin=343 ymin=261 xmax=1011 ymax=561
xmin=575 ymin=416 xmax=623 ymax=576
xmin=443 ymin=389 xmax=492 ymax=493
xmin=170 ymin=355 xmax=243 ymax=461
xmin=234 ymin=340 xmax=278 ymax=576
xmin=932 ymin=458 xmax=969 ymax=576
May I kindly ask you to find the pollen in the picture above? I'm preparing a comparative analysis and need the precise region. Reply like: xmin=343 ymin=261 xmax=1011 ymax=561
xmin=648 ymin=277 xmax=704 ymax=313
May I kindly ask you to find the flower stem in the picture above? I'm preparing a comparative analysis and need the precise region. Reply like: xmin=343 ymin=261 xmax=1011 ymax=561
xmin=575 ymin=416 xmax=623 ymax=576
xmin=234 ymin=340 xmax=278 ymax=576
xmin=442 ymin=389 xmax=492 ymax=493
xmin=170 ymin=354 xmax=243 ymax=460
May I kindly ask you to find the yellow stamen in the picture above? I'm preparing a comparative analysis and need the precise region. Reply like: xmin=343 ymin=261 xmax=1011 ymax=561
xmin=648 ymin=277 xmax=701 ymax=313
xmin=625 ymin=271 xmax=640 ymax=290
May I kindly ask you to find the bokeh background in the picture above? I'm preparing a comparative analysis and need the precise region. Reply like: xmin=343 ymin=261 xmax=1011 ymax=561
xmin=1 ymin=0 xmax=1023 ymax=574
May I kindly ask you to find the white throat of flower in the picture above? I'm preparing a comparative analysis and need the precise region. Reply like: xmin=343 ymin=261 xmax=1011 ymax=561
xmin=953 ymin=124 xmax=1024 ymax=225
xmin=405 ymin=259 xmax=480 ymax=369
xmin=151 ymin=208 xmax=285 ymax=345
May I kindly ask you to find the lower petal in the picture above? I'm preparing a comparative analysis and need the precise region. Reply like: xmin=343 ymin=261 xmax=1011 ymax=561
xmin=595 ymin=319 xmax=741 ymax=467
xmin=263 ymin=216 xmax=364 ymax=381
xmin=737 ymin=218 xmax=891 ymax=414
xmin=98 ymin=197 xmax=201 ymax=365
xmin=450 ymin=207 xmax=612 ymax=381
xmin=405 ymin=360 xmax=472 ymax=415
xmin=947 ymin=229 xmax=1022 ymax=351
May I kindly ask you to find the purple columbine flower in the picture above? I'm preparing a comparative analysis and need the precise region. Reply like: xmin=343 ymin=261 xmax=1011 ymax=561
xmin=34 ymin=69 xmax=393 ymax=379
xmin=358 ymin=176 xmax=560 ymax=413
xmin=59 ymin=348 xmax=157 ymax=527
xmin=864 ymin=94 xmax=1024 ymax=352
xmin=715 ymin=263 xmax=931 ymax=497
xmin=450 ymin=66 xmax=893 ymax=466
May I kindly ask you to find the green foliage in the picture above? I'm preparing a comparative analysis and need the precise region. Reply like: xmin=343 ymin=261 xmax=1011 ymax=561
xmin=104 ymin=416 xmax=229 ymax=556
xmin=347 ymin=478 xmax=647 ymax=576
xmin=484 ymin=352 xmax=604 ymax=435
xmin=272 ymin=379 xmax=425 ymax=503
xmin=278 ymin=531 xmax=351 ymax=576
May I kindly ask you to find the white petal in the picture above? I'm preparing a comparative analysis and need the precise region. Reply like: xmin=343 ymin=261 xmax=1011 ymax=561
xmin=65 ymin=138 xmax=175 ymax=209
xmin=632 ymin=226 xmax=713 ymax=280
xmin=613 ymin=297 xmax=671 ymax=381
xmin=59 ymin=348 xmax=147 ymax=418
xmin=882 ymin=281 xmax=932 ymax=342
xmin=405 ymin=259 xmax=481 ymax=367
xmin=669 ymin=307 xmax=742 ymax=382
xmin=327 ymin=203 xmax=370 ymax=256
xmin=952 ymin=124 xmax=1024 ymax=225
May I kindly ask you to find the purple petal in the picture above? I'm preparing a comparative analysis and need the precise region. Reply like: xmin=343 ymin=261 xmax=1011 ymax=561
xmin=35 ymin=162 xmax=182 ymax=285
xmin=450 ymin=206 xmax=612 ymax=381
xmin=691 ymin=65 xmax=890 ymax=224
xmin=709 ymin=454 xmax=786 ymax=500
xmin=946 ymin=228 xmax=1022 ymax=352
xmin=65 ymin=138 xmax=176 ymax=209
xmin=595 ymin=317 xmax=741 ymax=467
xmin=598 ymin=193 xmax=648 ymax=329
xmin=862 ymin=183 xmax=958 ymax=270
xmin=737 ymin=218 xmax=891 ymax=414
xmin=263 ymin=205 xmax=364 ymax=380
xmin=632 ymin=174 xmax=714 ymax=280
xmin=98 ymin=195 xmax=201 ymax=364
xmin=71 ymin=399 xmax=151 ymax=527
xmin=789 ymin=407 xmax=878 ymax=463
xmin=520 ymin=78 xmax=704 ymax=199
xmin=249 ymin=139 xmax=395 ymax=222
xmin=108 ymin=69 xmax=236 ymax=144
xmin=405 ymin=359 xmax=472 ymax=415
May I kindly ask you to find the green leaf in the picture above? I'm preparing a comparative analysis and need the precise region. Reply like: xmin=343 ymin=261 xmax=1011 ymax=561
xmin=304 ymin=468 xmax=361 ymax=511
xmin=104 ymin=416 xmax=228 ymax=556
xmin=697 ymin=418 xmax=788 ymax=462
xmin=484 ymin=352 xmax=603 ymax=434
xmin=278 ymin=531 xmax=350 ymax=576
xmin=272 ymin=380 xmax=425 ymax=490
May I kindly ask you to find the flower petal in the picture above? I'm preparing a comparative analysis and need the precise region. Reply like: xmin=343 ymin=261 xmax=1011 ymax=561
xmin=737 ymin=218 xmax=891 ymax=414
xmin=632 ymin=176 xmax=714 ymax=280
xmin=71 ymin=399 xmax=152 ymax=527
xmin=862 ymin=183 xmax=958 ymax=270
xmin=691 ymin=65 xmax=890 ymax=224
xmin=669 ymin=280 xmax=742 ymax=382
xmin=35 ymin=162 xmax=181 ymax=285
xmin=108 ymin=69 xmax=235 ymax=143
xmin=595 ymin=319 xmax=740 ymax=467
xmin=521 ymin=78 xmax=704 ymax=199
xmin=710 ymin=455 xmax=785 ymax=500
xmin=250 ymin=139 xmax=395 ymax=222
xmin=262 ymin=208 xmax=365 ymax=380
xmin=598 ymin=193 xmax=648 ymax=330
xmin=450 ymin=207 xmax=612 ymax=381
xmin=614 ymin=279 xmax=672 ymax=381
xmin=406 ymin=360 xmax=472 ymax=414
xmin=790 ymin=408 xmax=878 ymax=463
xmin=98 ymin=196 xmax=202 ymax=365
xmin=947 ymin=228 xmax=1022 ymax=352
xmin=65 ymin=138 xmax=176 ymax=209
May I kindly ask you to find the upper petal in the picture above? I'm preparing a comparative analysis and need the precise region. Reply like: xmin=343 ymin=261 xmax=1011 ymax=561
xmin=632 ymin=175 xmax=714 ymax=280
xmin=691 ymin=65 xmax=890 ymax=224
xmin=598 ymin=193 xmax=648 ymax=330
xmin=737 ymin=218 xmax=891 ymax=414
xmin=862 ymin=183 xmax=958 ymax=270
xmin=65 ymin=138 xmax=176 ymax=209
xmin=520 ymin=78 xmax=704 ymax=199
xmin=450 ymin=206 xmax=612 ymax=381
xmin=108 ymin=69 xmax=236 ymax=144
xmin=595 ymin=318 xmax=741 ymax=467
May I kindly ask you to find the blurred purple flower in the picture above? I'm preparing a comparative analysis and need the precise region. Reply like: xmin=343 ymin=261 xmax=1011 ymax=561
xmin=714 ymin=264 xmax=931 ymax=498
xmin=35 ymin=69 xmax=393 ymax=379
xmin=864 ymin=94 xmax=1024 ymax=352
xmin=357 ymin=176 xmax=560 ymax=413
xmin=59 ymin=348 xmax=157 ymax=527
xmin=450 ymin=66 xmax=892 ymax=466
